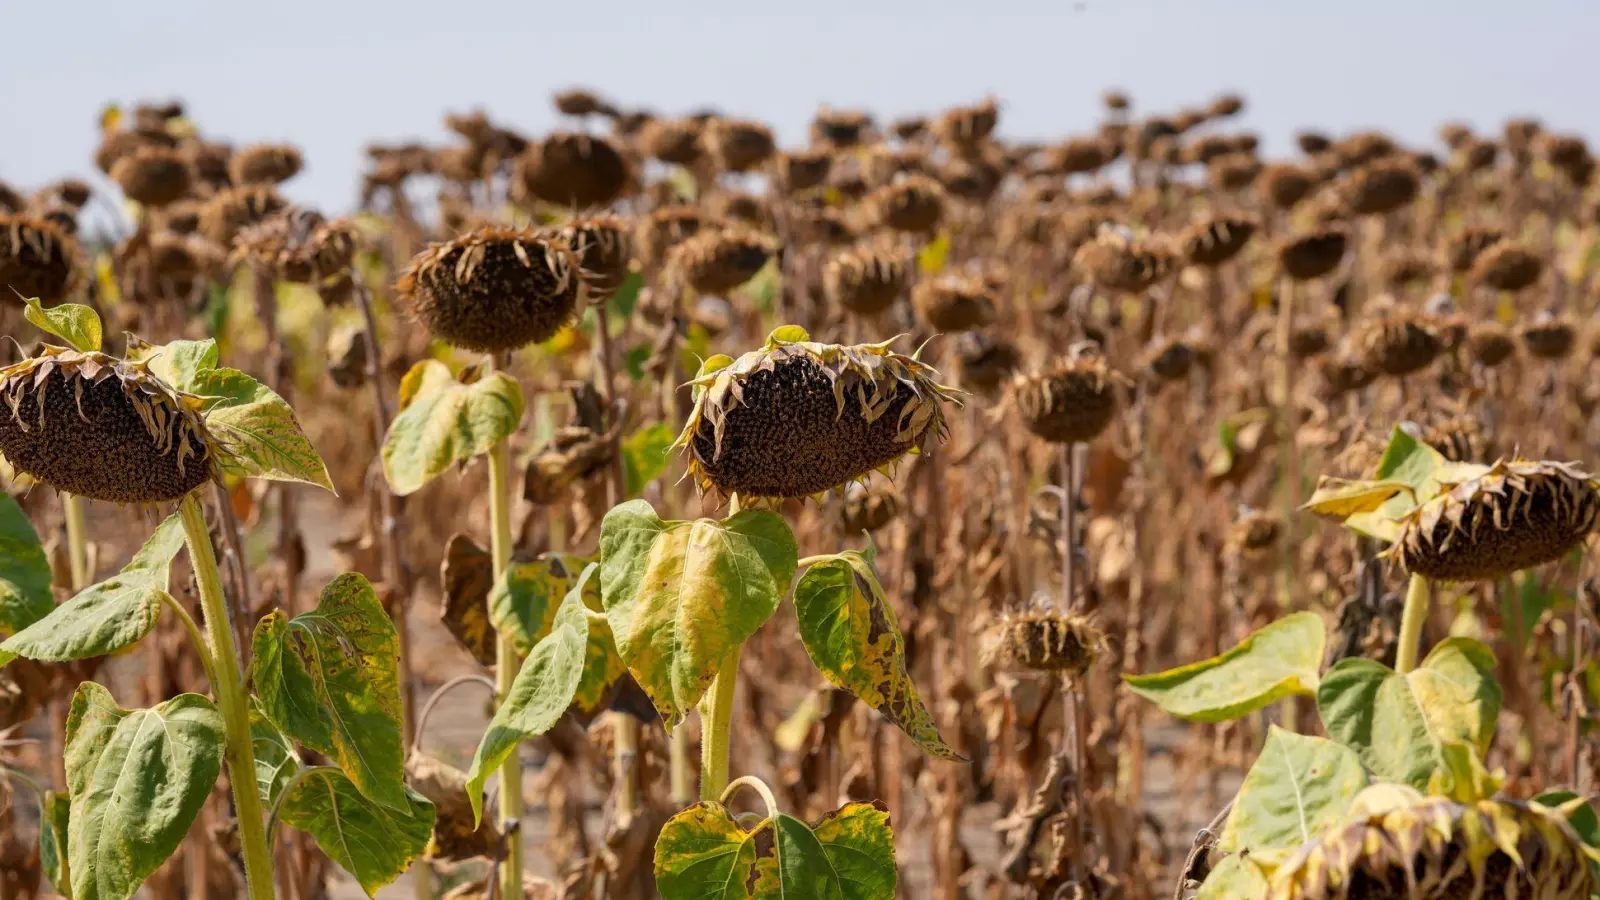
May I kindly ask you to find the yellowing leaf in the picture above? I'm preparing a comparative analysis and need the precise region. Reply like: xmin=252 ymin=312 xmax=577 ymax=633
xmin=381 ymin=360 xmax=523 ymax=495
xmin=1124 ymin=612 xmax=1325 ymax=723
xmin=23 ymin=297 xmax=102 ymax=352
xmin=1302 ymin=478 xmax=1413 ymax=519
xmin=1219 ymin=727 xmax=1367 ymax=855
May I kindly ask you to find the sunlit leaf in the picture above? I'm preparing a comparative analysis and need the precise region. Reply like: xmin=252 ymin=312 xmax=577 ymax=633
xmin=1317 ymin=637 xmax=1501 ymax=790
xmin=654 ymin=802 xmax=762 ymax=900
xmin=488 ymin=552 xmax=592 ymax=655
xmin=439 ymin=533 xmax=496 ymax=666
xmin=1301 ymin=478 xmax=1412 ymax=519
xmin=23 ymin=297 xmax=102 ymax=352
xmin=622 ymin=422 xmax=674 ymax=498
xmin=1219 ymin=726 xmax=1367 ymax=856
xmin=755 ymin=803 xmax=898 ymax=899
xmin=600 ymin=499 xmax=797 ymax=730
xmin=0 ymin=493 xmax=53 ymax=636
xmin=381 ymin=359 xmax=523 ymax=495
xmin=793 ymin=548 xmax=963 ymax=760
xmin=1124 ymin=612 xmax=1325 ymax=723
xmin=279 ymin=766 xmax=434 ymax=898
xmin=251 ymin=702 xmax=298 ymax=809
xmin=64 ymin=683 xmax=224 ymax=900
xmin=1195 ymin=854 xmax=1269 ymax=899
xmin=252 ymin=573 xmax=408 ymax=810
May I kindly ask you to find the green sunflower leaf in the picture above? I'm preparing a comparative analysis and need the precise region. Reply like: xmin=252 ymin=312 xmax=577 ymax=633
xmin=23 ymin=297 xmax=102 ymax=352
xmin=1124 ymin=612 xmax=1326 ymax=723
xmin=278 ymin=766 xmax=434 ymax=898
xmin=381 ymin=359 xmax=523 ymax=495
xmin=1218 ymin=726 xmax=1368 ymax=856
xmin=0 ymin=492 xmax=53 ymax=636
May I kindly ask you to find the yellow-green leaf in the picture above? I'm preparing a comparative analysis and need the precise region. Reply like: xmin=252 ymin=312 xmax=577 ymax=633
xmin=39 ymin=789 xmax=69 ymax=897
xmin=654 ymin=802 xmax=763 ymax=900
xmin=793 ymin=549 xmax=964 ymax=761
xmin=758 ymin=803 xmax=897 ymax=899
xmin=381 ymin=360 xmax=523 ymax=495
xmin=24 ymin=297 xmax=102 ymax=352
xmin=1316 ymin=637 xmax=1501 ymax=790
xmin=1195 ymin=854 xmax=1268 ymax=899
xmin=251 ymin=573 xmax=408 ymax=811
xmin=1219 ymin=726 xmax=1367 ymax=855
xmin=599 ymin=500 xmax=797 ymax=730
xmin=488 ymin=552 xmax=592 ymax=656
xmin=1428 ymin=741 xmax=1504 ymax=803
xmin=574 ymin=607 xmax=627 ymax=715
xmin=0 ymin=493 xmax=53 ymax=636
xmin=279 ymin=767 xmax=434 ymax=898
xmin=1302 ymin=478 xmax=1412 ymax=519
xmin=1124 ymin=612 xmax=1325 ymax=723
xmin=622 ymin=422 xmax=674 ymax=498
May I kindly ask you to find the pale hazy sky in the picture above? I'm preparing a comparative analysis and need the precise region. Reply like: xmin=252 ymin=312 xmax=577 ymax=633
xmin=6 ymin=0 xmax=1598 ymax=211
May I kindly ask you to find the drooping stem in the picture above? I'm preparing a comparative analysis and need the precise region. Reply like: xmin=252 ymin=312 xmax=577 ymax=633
xmin=487 ymin=436 xmax=523 ymax=894
xmin=177 ymin=493 xmax=275 ymax=900
xmin=1395 ymin=572 xmax=1431 ymax=675
xmin=62 ymin=493 xmax=89 ymax=590
xmin=699 ymin=647 xmax=740 ymax=802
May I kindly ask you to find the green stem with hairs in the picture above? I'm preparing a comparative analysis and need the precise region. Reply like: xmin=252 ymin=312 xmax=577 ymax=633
xmin=487 ymin=437 xmax=523 ymax=894
xmin=177 ymin=493 xmax=274 ymax=900
xmin=699 ymin=648 xmax=740 ymax=802
xmin=62 ymin=493 xmax=89 ymax=590
xmin=1395 ymin=573 xmax=1431 ymax=674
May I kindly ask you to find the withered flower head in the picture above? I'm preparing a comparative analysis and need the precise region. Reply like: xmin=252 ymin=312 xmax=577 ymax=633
xmin=675 ymin=327 xmax=960 ymax=501
xmin=1047 ymin=137 xmax=1113 ymax=175
xmin=1207 ymin=92 xmax=1245 ymax=118
xmin=703 ymin=119 xmax=775 ymax=173
xmin=1074 ymin=228 xmax=1175 ymax=293
xmin=708 ymin=192 xmax=770 ymax=228
xmin=229 ymin=143 xmax=304 ymax=186
xmin=1459 ymin=138 xmax=1499 ymax=172
xmin=810 ymin=107 xmax=873 ymax=148
xmin=1393 ymin=459 xmax=1600 ymax=581
xmin=199 ymin=185 xmax=286 ymax=246
xmin=933 ymin=98 xmax=999 ymax=149
xmin=1344 ymin=157 xmax=1421 ymax=215
xmin=1321 ymin=352 xmax=1377 ymax=395
xmin=0 ymin=347 xmax=213 ymax=503
xmin=1184 ymin=134 xmax=1238 ymax=166
xmin=0 ymin=213 xmax=86 ymax=305
xmin=635 ymin=206 xmax=718 ymax=270
xmin=1442 ymin=227 xmax=1504 ymax=273
xmin=110 ymin=145 xmax=194 ymax=207
xmin=913 ymin=274 xmax=997 ymax=332
xmin=183 ymin=140 xmax=234 ymax=190
xmin=1438 ymin=121 xmax=1474 ymax=148
xmin=824 ymin=243 xmax=910 ymax=316
xmin=1520 ymin=314 xmax=1577 ymax=360
xmin=668 ymin=226 xmax=773 ymax=296
xmin=1227 ymin=508 xmax=1283 ymax=560
xmin=1276 ymin=227 xmax=1348 ymax=281
xmin=1470 ymin=242 xmax=1543 ymax=292
xmin=982 ymin=607 xmax=1104 ymax=678
xmin=1335 ymin=130 xmax=1398 ymax=168
xmin=1181 ymin=215 xmax=1257 ymax=267
xmin=1355 ymin=312 xmax=1442 ymax=377
xmin=35 ymin=180 xmax=92 ymax=211
xmin=1101 ymin=90 xmax=1130 ymax=111
xmin=233 ymin=209 xmax=359 ymax=283
xmin=398 ymin=226 xmax=579 ymax=353
xmin=558 ymin=215 xmax=633 ymax=302
xmin=1208 ymin=153 xmax=1262 ymax=192
xmin=955 ymin=332 xmax=1021 ymax=395
xmin=1410 ymin=414 xmax=1485 ymax=463
xmin=1468 ymin=322 xmax=1517 ymax=368
xmin=636 ymin=117 xmax=703 ymax=165
xmin=552 ymin=88 xmax=612 ymax=117
xmin=515 ymin=132 xmax=630 ymax=209
xmin=1380 ymin=250 xmax=1437 ymax=291
xmin=1296 ymin=131 xmax=1333 ymax=155
xmin=1144 ymin=337 xmax=1195 ymax=381
xmin=95 ymin=127 xmax=177 ymax=174
xmin=864 ymin=174 xmax=947 ymax=235
xmin=774 ymin=148 xmax=833 ymax=193
xmin=1013 ymin=345 xmax=1118 ymax=444
xmin=891 ymin=116 xmax=928 ymax=141
xmin=840 ymin=480 xmax=900 ymax=534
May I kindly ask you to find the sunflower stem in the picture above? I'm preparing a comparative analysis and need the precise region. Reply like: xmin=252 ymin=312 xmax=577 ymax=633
xmin=62 ymin=492 xmax=89 ymax=590
xmin=177 ymin=493 xmax=275 ymax=900
xmin=1395 ymin=573 xmax=1431 ymax=674
xmin=699 ymin=646 xmax=740 ymax=802
xmin=487 ymin=436 xmax=523 ymax=895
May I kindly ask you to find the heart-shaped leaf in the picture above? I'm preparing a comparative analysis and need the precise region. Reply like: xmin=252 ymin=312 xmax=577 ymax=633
xmin=654 ymin=802 xmax=763 ymax=899
xmin=0 ymin=493 xmax=53 ymax=636
xmin=278 ymin=766 xmax=434 ymax=898
xmin=1316 ymin=637 xmax=1501 ymax=790
xmin=24 ymin=297 xmax=102 ymax=352
xmin=252 ymin=573 xmax=408 ymax=810
xmin=794 ymin=547 xmax=963 ymax=761
xmin=1124 ymin=612 xmax=1325 ymax=723
xmin=0 ymin=514 xmax=184 ymax=668
xmin=251 ymin=702 xmax=299 ymax=808
xmin=488 ymin=551 xmax=594 ymax=655
xmin=381 ymin=359 xmax=523 ymax=495
xmin=600 ymin=499 xmax=797 ymax=729
xmin=64 ymin=682 xmax=224 ymax=900
xmin=1219 ymin=726 xmax=1367 ymax=856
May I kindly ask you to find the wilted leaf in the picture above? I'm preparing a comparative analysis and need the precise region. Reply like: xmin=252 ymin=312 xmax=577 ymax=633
xmin=1340 ymin=427 xmax=1487 ymax=543
xmin=405 ymin=752 xmax=498 ymax=861
xmin=24 ymin=297 xmax=102 ymax=352
xmin=440 ymin=533 xmax=495 ymax=666
xmin=279 ymin=766 xmax=434 ymax=898
xmin=1301 ymin=478 xmax=1412 ymax=519
xmin=252 ymin=573 xmax=408 ymax=810
xmin=381 ymin=359 xmax=523 ymax=495
xmin=0 ymin=514 xmax=185 ymax=668
xmin=654 ymin=802 xmax=763 ymax=900
xmin=1219 ymin=727 xmax=1367 ymax=855
xmin=1124 ymin=612 xmax=1325 ymax=723
xmin=600 ymin=500 xmax=797 ymax=730
xmin=0 ymin=493 xmax=53 ymax=636
xmin=621 ymin=422 xmax=674 ymax=498
xmin=489 ymin=552 xmax=592 ymax=655
xmin=1317 ymin=637 xmax=1500 ymax=790
xmin=573 ymin=607 xmax=627 ymax=715
xmin=1534 ymin=791 xmax=1600 ymax=849
xmin=464 ymin=585 xmax=589 ymax=825
xmin=793 ymin=548 xmax=963 ymax=761
xmin=1429 ymin=741 xmax=1503 ymax=803
xmin=251 ymin=702 xmax=298 ymax=809
xmin=64 ymin=683 xmax=224 ymax=900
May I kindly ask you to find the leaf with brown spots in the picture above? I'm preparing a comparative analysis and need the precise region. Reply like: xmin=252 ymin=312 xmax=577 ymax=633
xmin=792 ymin=545 xmax=964 ymax=761
xmin=439 ymin=534 xmax=495 ymax=666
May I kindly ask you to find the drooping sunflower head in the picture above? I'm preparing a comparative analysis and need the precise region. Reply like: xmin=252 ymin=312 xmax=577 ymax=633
xmin=1277 ymin=227 xmax=1349 ymax=281
xmin=558 ymin=215 xmax=634 ymax=303
xmin=982 ymin=606 xmax=1105 ymax=678
xmin=1271 ymin=792 xmax=1594 ymax=899
xmin=1392 ymin=458 xmax=1600 ymax=582
xmin=1355 ymin=312 xmax=1442 ymax=377
xmin=674 ymin=326 xmax=961 ymax=502
xmin=864 ymin=174 xmax=948 ymax=235
xmin=0 ymin=213 xmax=85 ymax=305
xmin=839 ymin=480 xmax=901 ymax=535
xmin=0 ymin=346 xmax=213 ymax=503
xmin=668 ymin=226 xmax=774 ymax=297
xmin=1012 ymin=344 xmax=1118 ymax=445
xmin=825 ymin=242 xmax=910 ymax=317
xmin=515 ymin=132 xmax=631 ymax=210
xmin=912 ymin=273 xmax=997 ymax=332
xmin=397 ymin=226 xmax=580 ymax=353
xmin=229 ymin=143 xmax=304 ymax=186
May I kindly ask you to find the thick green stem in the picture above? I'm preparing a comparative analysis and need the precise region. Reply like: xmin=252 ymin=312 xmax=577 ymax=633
xmin=699 ymin=648 xmax=740 ymax=802
xmin=1396 ymin=573 xmax=1431 ymax=674
xmin=487 ymin=438 xmax=523 ymax=894
xmin=62 ymin=493 xmax=89 ymax=590
xmin=178 ymin=493 xmax=274 ymax=900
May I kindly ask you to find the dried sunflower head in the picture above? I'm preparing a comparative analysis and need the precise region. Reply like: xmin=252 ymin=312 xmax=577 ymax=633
xmin=1356 ymin=313 xmax=1442 ymax=377
xmin=824 ymin=243 xmax=910 ymax=316
xmin=1144 ymin=337 xmax=1195 ymax=381
xmin=200 ymin=185 xmax=286 ymax=246
xmin=233 ymin=209 xmax=358 ymax=283
xmin=1392 ymin=458 xmax=1600 ymax=582
xmin=810 ymin=108 xmax=873 ymax=148
xmin=774 ymin=149 xmax=833 ymax=193
xmin=956 ymin=332 xmax=1022 ymax=396
xmin=839 ymin=480 xmax=900 ymax=534
xmin=667 ymin=227 xmax=773 ymax=296
xmin=1013 ymin=345 xmax=1118 ymax=445
xmin=933 ymin=98 xmax=999 ymax=149
xmin=1074 ymin=228 xmax=1175 ymax=293
xmin=982 ymin=607 xmax=1104 ymax=678
xmin=229 ymin=143 xmax=303 ymax=186
xmin=864 ymin=175 xmax=947 ymax=235
xmin=1467 ymin=321 xmax=1517 ymax=367
xmin=552 ymin=88 xmax=612 ymax=117
xmin=1209 ymin=153 xmax=1262 ymax=192
xmin=1227 ymin=508 xmax=1283 ymax=561
xmin=1520 ymin=315 xmax=1577 ymax=360
xmin=1470 ymin=242 xmax=1542 ymax=292
xmin=1442 ymin=227 xmax=1504 ymax=273
xmin=0 ymin=346 xmax=213 ymax=503
xmin=702 ymin=119 xmax=775 ymax=173
xmin=1182 ymin=215 xmax=1257 ymax=267
xmin=557 ymin=215 xmax=633 ymax=303
xmin=1344 ymin=157 xmax=1421 ymax=215
xmin=398 ymin=226 xmax=579 ymax=353
xmin=636 ymin=117 xmax=703 ymax=166
xmin=1409 ymin=414 xmax=1485 ymax=463
xmin=912 ymin=274 xmax=997 ymax=332
xmin=0 ymin=213 xmax=85 ymax=305
xmin=635 ymin=206 xmax=716 ymax=270
xmin=515 ymin=132 xmax=630 ymax=209
xmin=1277 ymin=227 xmax=1348 ymax=281
xmin=1046 ymin=137 xmax=1113 ymax=175
xmin=674 ymin=327 xmax=960 ymax=501
xmin=1271 ymin=791 xmax=1595 ymax=899
xmin=110 ymin=145 xmax=193 ymax=208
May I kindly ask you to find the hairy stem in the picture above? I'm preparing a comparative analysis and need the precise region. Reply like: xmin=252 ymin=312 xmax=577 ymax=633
xmin=178 ymin=493 xmax=274 ymax=900
xmin=1395 ymin=573 xmax=1431 ymax=674
xmin=699 ymin=647 xmax=741 ymax=802
xmin=488 ymin=437 xmax=523 ymax=893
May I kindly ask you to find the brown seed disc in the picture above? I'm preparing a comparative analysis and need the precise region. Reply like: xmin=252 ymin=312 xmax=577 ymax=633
xmin=825 ymin=244 xmax=909 ymax=316
xmin=636 ymin=118 xmax=703 ymax=166
xmin=398 ymin=227 xmax=580 ymax=353
xmin=1208 ymin=153 xmax=1261 ymax=192
xmin=110 ymin=146 xmax=193 ymax=207
xmin=200 ymin=186 xmax=286 ymax=246
xmin=774 ymin=149 xmax=833 ymax=193
xmin=913 ymin=275 xmax=996 ymax=332
xmin=1075 ymin=232 xmax=1173 ymax=293
xmin=810 ymin=109 xmax=872 ymax=148
xmin=1276 ymin=228 xmax=1348 ymax=281
xmin=1357 ymin=315 xmax=1441 ymax=376
xmin=1521 ymin=318 xmax=1577 ymax=360
xmin=1145 ymin=339 xmax=1195 ymax=381
xmin=1344 ymin=158 xmax=1421 ymax=214
xmin=0 ymin=355 xmax=212 ymax=503
xmin=0 ymin=214 xmax=85 ymax=304
xmin=1046 ymin=137 xmax=1112 ymax=175
xmin=635 ymin=207 xmax=716 ymax=270
xmin=956 ymin=334 xmax=1021 ymax=395
xmin=840 ymin=481 xmax=900 ymax=534
xmin=1442 ymin=227 xmax=1504 ymax=273
xmin=703 ymin=119 xmax=775 ymax=173
xmin=1014 ymin=355 xmax=1117 ymax=444
xmin=1470 ymin=242 xmax=1543 ymax=291
xmin=1467 ymin=322 xmax=1516 ymax=367
xmin=559 ymin=215 xmax=633 ymax=302
xmin=669 ymin=228 xmax=771 ymax=296
xmin=1182 ymin=216 xmax=1256 ymax=267
xmin=992 ymin=611 xmax=1103 ymax=676
xmin=229 ymin=144 xmax=304 ymax=186
xmin=516 ymin=133 xmax=630 ymax=209
xmin=865 ymin=175 xmax=947 ymax=235
xmin=94 ymin=127 xmax=177 ymax=174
